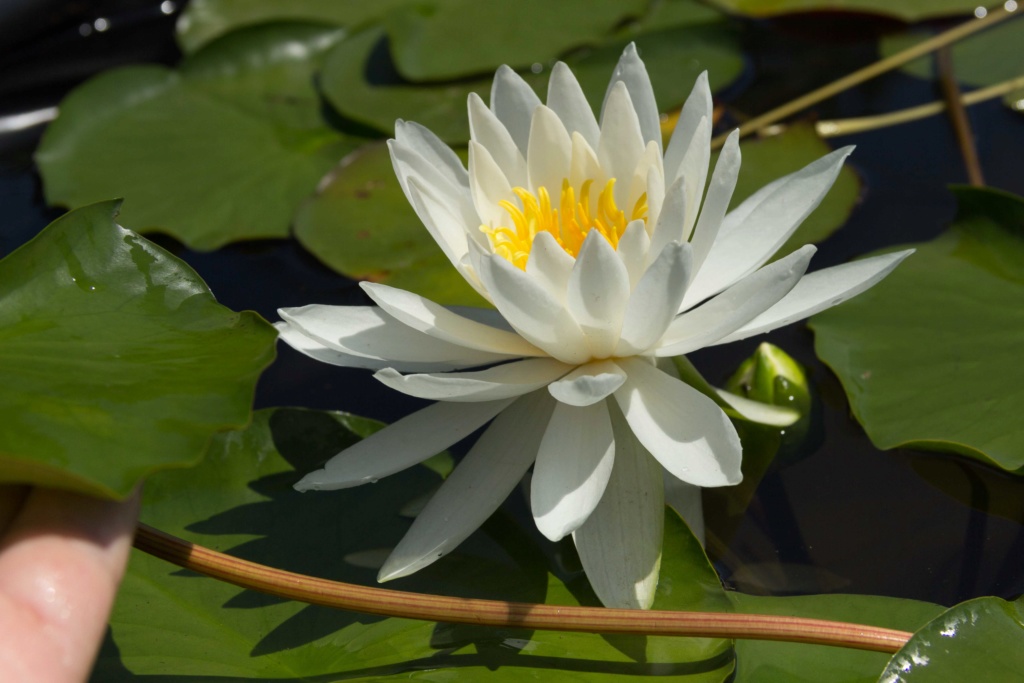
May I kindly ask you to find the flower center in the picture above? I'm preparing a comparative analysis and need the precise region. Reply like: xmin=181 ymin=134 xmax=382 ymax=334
xmin=480 ymin=178 xmax=648 ymax=269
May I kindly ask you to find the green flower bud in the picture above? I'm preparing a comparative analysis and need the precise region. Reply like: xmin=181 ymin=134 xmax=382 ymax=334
xmin=725 ymin=343 xmax=811 ymax=417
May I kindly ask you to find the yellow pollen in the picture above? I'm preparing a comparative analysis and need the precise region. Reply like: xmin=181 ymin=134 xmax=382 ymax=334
xmin=480 ymin=178 xmax=648 ymax=269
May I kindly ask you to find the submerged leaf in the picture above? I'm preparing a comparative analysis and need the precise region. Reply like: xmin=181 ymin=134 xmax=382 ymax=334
xmin=0 ymin=202 xmax=276 ymax=499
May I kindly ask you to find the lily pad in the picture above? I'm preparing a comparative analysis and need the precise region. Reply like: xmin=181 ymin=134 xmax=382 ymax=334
xmin=36 ymin=24 xmax=359 ymax=251
xmin=0 ymin=202 xmax=277 ymax=500
xmin=294 ymin=143 xmax=487 ymax=307
xmin=722 ymin=124 xmax=862 ymax=260
xmin=384 ymin=0 xmax=648 ymax=81
xmin=703 ymin=0 xmax=982 ymax=21
xmin=98 ymin=406 xmax=734 ymax=680
xmin=728 ymin=592 xmax=943 ymax=683
xmin=175 ymin=0 xmax=413 ymax=53
xmin=810 ymin=186 xmax=1024 ymax=471
xmin=321 ymin=23 xmax=743 ymax=144
xmin=879 ymin=596 xmax=1024 ymax=682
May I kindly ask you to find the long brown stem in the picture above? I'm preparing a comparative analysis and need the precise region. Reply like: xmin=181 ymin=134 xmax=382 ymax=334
xmin=133 ymin=523 xmax=912 ymax=654
xmin=936 ymin=46 xmax=986 ymax=186
xmin=711 ymin=5 xmax=1019 ymax=149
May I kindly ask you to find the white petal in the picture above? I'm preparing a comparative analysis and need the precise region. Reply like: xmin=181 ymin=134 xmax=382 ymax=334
xmin=526 ymin=231 xmax=574 ymax=303
xmin=679 ymin=116 xmax=710 ymax=239
xmin=690 ymin=129 xmax=741 ymax=272
xmin=715 ymin=389 xmax=799 ymax=427
xmin=527 ymin=105 xmax=573 ymax=195
xmin=531 ymin=400 xmax=615 ymax=541
xmin=490 ymin=65 xmax=541 ymax=155
xmin=663 ymin=71 xmax=711 ymax=184
xmin=405 ymin=177 xmax=474 ymax=280
xmin=361 ymin=282 xmax=542 ymax=357
xmin=567 ymin=231 xmax=630 ymax=359
xmin=569 ymin=131 xmax=603 ymax=191
xmin=547 ymin=61 xmax=600 ymax=148
xmin=378 ymin=391 xmax=554 ymax=581
xmin=603 ymin=43 xmax=661 ymax=150
xmin=658 ymin=245 xmax=816 ymax=355
xmin=276 ymin=321 xmax=389 ymax=369
xmin=715 ymin=248 xmax=914 ymax=344
xmin=548 ymin=360 xmax=627 ymax=406
xmin=394 ymin=119 xmax=469 ymax=192
xmin=616 ymin=219 xmax=651 ymax=289
xmin=469 ymin=140 xmax=513 ymax=230
xmin=295 ymin=398 xmax=514 ymax=491
xmin=389 ymin=139 xmax=477 ymax=231
xmin=278 ymin=305 xmax=515 ymax=371
xmin=617 ymin=242 xmax=692 ymax=355
xmin=468 ymin=92 xmax=527 ymax=188
xmin=684 ymin=146 xmax=854 ymax=308
xmin=475 ymin=251 xmax=591 ymax=364
xmin=598 ymin=81 xmax=646 ymax=206
xmin=614 ymin=357 xmax=741 ymax=487
xmin=644 ymin=164 xmax=666 ymax=237
xmin=648 ymin=174 xmax=686 ymax=265
xmin=573 ymin=407 xmax=663 ymax=610
xmin=374 ymin=358 xmax=571 ymax=402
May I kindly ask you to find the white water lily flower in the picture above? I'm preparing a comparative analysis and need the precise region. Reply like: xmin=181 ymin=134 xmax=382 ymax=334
xmin=278 ymin=45 xmax=912 ymax=609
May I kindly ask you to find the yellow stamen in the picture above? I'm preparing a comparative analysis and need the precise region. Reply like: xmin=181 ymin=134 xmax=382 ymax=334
xmin=480 ymin=178 xmax=648 ymax=269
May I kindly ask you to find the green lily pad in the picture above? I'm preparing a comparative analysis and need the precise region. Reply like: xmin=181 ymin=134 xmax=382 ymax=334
xmin=810 ymin=186 xmax=1024 ymax=471
xmin=98 ymin=406 xmax=736 ymax=680
xmin=321 ymin=23 xmax=742 ymax=144
xmin=703 ymin=0 xmax=982 ymax=21
xmin=294 ymin=143 xmax=487 ymax=307
xmin=0 ymin=202 xmax=276 ymax=500
xmin=175 ymin=0 xmax=413 ymax=53
xmin=722 ymin=124 xmax=862 ymax=260
xmin=880 ymin=20 xmax=1024 ymax=111
xmin=384 ymin=0 xmax=648 ymax=81
xmin=728 ymin=592 xmax=943 ymax=683
xmin=879 ymin=596 xmax=1024 ymax=682
xmin=36 ymin=24 xmax=360 ymax=251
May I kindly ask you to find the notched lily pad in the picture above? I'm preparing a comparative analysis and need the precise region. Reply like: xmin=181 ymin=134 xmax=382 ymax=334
xmin=100 ymin=406 xmax=734 ymax=680
xmin=322 ymin=23 xmax=743 ymax=144
xmin=810 ymin=186 xmax=1024 ymax=472
xmin=0 ymin=202 xmax=277 ymax=499
xmin=37 ymin=24 xmax=360 ymax=251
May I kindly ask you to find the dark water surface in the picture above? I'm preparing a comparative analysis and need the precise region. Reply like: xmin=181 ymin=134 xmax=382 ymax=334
xmin=2 ymin=1 xmax=1023 ymax=610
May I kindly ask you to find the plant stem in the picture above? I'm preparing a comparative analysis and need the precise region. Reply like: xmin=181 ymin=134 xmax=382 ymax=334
xmin=134 ymin=523 xmax=913 ymax=654
xmin=711 ymin=4 xmax=1020 ymax=149
xmin=815 ymin=73 xmax=1024 ymax=137
xmin=936 ymin=46 xmax=986 ymax=186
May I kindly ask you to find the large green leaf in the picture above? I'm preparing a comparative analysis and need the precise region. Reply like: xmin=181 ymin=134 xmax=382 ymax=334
xmin=384 ymin=0 xmax=648 ymax=80
xmin=0 ymin=202 xmax=276 ymax=500
xmin=36 ymin=24 xmax=359 ymax=251
xmin=810 ymin=186 xmax=1024 ymax=471
xmin=175 ymin=0 xmax=413 ymax=53
xmin=321 ymin=23 xmax=742 ymax=144
xmin=98 ymin=406 xmax=734 ymax=680
xmin=878 ymin=596 xmax=1024 ymax=681
xmin=727 ymin=593 xmax=943 ymax=683
xmin=722 ymin=124 xmax=862 ymax=260
xmin=294 ymin=143 xmax=487 ymax=307
xmin=703 ymin=0 xmax=982 ymax=21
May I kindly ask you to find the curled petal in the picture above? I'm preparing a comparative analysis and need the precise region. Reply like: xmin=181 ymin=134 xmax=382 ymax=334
xmin=548 ymin=360 xmax=627 ymax=406
xmin=374 ymin=358 xmax=572 ymax=402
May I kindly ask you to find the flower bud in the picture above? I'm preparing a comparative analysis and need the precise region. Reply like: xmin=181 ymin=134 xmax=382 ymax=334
xmin=725 ymin=342 xmax=811 ymax=417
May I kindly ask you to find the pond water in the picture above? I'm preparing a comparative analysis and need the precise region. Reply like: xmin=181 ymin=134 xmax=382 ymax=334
xmin=2 ymin=0 xmax=1023 ymax=616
